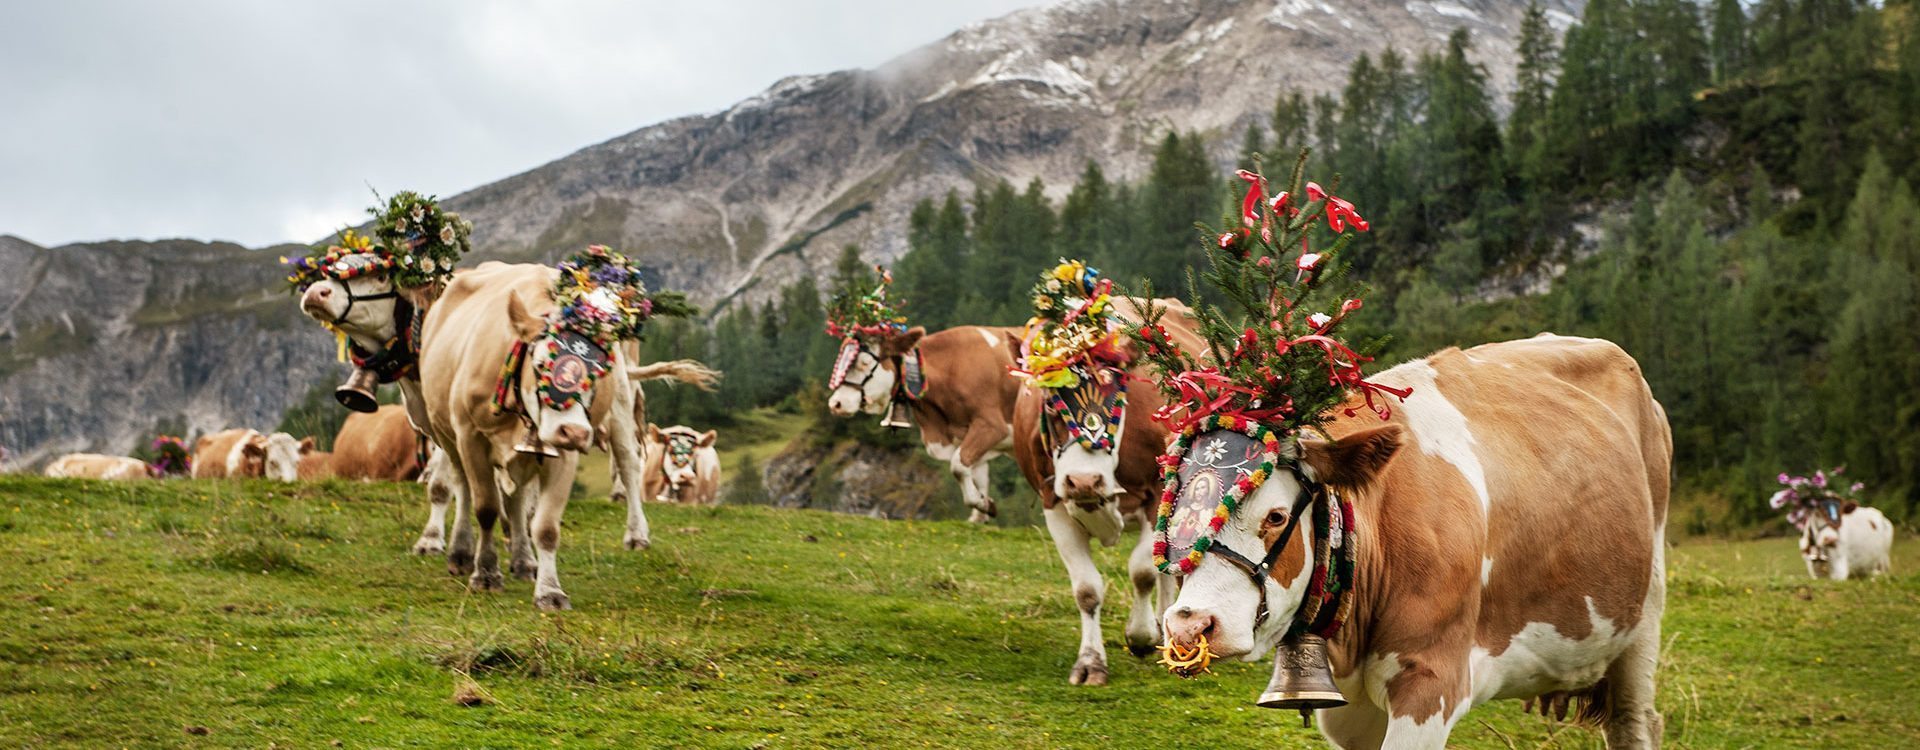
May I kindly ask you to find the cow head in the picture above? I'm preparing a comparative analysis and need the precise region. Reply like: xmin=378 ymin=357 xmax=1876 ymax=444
xmin=508 ymin=292 xmax=601 ymax=453
xmin=297 ymin=254 xmax=406 ymax=343
xmin=826 ymin=327 xmax=923 ymax=417
xmin=1014 ymin=330 xmax=1135 ymax=502
xmin=1162 ymin=425 xmax=1400 ymax=660
xmin=1798 ymin=499 xmax=1855 ymax=568
xmin=260 ymin=433 xmax=313 ymax=482
xmin=648 ymin=425 xmax=715 ymax=497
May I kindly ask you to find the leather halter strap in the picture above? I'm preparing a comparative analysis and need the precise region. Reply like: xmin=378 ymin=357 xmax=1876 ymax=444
xmin=1201 ymin=464 xmax=1321 ymax=632
xmin=840 ymin=340 xmax=914 ymax=417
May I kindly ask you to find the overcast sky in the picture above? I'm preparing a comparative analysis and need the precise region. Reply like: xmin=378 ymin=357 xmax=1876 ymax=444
xmin=0 ymin=0 xmax=1042 ymax=249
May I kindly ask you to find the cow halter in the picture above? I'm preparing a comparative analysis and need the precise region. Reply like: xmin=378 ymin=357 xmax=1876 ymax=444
xmin=829 ymin=337 xmax=923 ymax=426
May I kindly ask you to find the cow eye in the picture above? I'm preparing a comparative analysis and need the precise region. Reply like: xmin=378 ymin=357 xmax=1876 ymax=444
xmin=1264 ymin=509 xmax=1287 ymax=527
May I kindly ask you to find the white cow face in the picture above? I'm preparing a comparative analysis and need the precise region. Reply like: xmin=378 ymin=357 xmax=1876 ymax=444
xmin=1045 ymin=367 xmax=1127 ymax=502
xmin=649 ymin=426 xmax=715 ymax=494
xmin=506 ymin=293 xmax=602 ymax=454
xmin=298 ymin=261 xmax=402 ymax=340
xmin=825 ymin=329 xmax=921 ymax=418
xmin=261 ymin=433 xmax=312 ymax=483
xmin=1799 ymin=503 xmax=1848 ymax=566
xmin=1161 ymin=426 xmax=1401 ymax=660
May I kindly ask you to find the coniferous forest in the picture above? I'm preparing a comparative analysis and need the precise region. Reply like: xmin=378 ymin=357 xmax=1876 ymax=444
xmin=639 ymin=0 xmax=1920 ymax=531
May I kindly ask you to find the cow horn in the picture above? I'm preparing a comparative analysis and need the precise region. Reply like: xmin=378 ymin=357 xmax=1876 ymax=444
xmin=334 ymin=368 xmax=381 ymax=413
xmin=1258 ymin=632 xmax=1346 ymax=727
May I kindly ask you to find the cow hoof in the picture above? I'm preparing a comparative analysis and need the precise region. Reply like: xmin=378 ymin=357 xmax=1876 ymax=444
xmin=1069 ymin=662 xmax=1109 ymax=686
xmin=1126 ymin=642 xmax=1157 ymax=658
xmin=412 ymin=537 xmax=445 ymax=556
xmin=468 ymin=571 xmax=505 ymax=593
xmin=610 ymin=492 xmax=625 ymax=505
xmin=534 ymin=592 xmax=572 ymax=611
xmin=447 ymin=553 xmax=476 ymax=578
xmin=966 ymin=509 xmax=991 ymax=525
xmin=624 ymin=536 xmax=650 ymax=551
xmin=510 ymin=559 xmax=536 ymax=581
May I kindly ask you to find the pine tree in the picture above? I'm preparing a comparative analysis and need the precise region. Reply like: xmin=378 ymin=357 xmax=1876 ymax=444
xmin=1135 ymin=131 xmax=1220 ymax=293
xmin=1271 ymin=89 xmax=1310 ymax=155
xmin=1709 ymin=0 xmax=1752 ymax=82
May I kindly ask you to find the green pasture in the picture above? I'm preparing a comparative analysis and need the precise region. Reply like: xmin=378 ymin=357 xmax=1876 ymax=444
xmin=0 ymin=476 xmax=1914 ymax=748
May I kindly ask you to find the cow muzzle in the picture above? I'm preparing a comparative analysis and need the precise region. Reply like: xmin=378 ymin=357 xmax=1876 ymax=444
xmin=300 ymin=283 xmax=345 ymax=322
xmin=1061 ymin=473 xmax=1108 ymax=500
xmin=549 ymin=424 xmax=592 ymax=452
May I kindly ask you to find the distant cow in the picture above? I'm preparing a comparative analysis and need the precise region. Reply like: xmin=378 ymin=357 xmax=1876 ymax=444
xmin=191 ymin=429 xmax=310 ymax=482
xmin=1007 ymin=298 xmax=1204 ymax=686
xmin=44 ymin=454 xmax=151 ymax=480
xmin=825 ymin=325 xmax=1024 ymax=523
xmin=642 ymin=425 xmax=719 ymax=504
xmin=327 ymin=404 xmax=426 ymax=481
xmin=418 ymin=262 xmax=715 ymax=610
xmin=1799 ymin=501 xmax=1894 ymax=580
xmin=1160 ymin=335 xmax=1672 ymax=748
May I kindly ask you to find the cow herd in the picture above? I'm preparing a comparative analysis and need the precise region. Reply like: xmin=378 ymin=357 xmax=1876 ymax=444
xmin=21 ymin=181 xmax=1900 ymax=749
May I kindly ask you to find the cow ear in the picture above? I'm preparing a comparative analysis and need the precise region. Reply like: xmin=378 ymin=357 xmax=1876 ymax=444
xmin=1843 ymin=501 xmax=1859 ymax=514
xmin=506 ymin=292 xmax=545 ymax=342
xmin=242 ymin=440 xmax=267 ymax=459
xmin=646 ymin=424 xmax=663 ymax=442
xmin=1299 ymin=424 xmax=1402 ymax=490
xmin=299 ymin=437 xmax=316 ymax=454
xmin=884 ymin=326 xmax=926 ymax=357
xmin=697 ymin=430 xmax=717 ymax=448
xmin=1003 ymin=330 xmax=1026 ymax=353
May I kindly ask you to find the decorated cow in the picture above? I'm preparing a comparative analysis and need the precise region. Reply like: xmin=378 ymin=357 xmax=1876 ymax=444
xmin=190 ymin=428 xmax=310 ymax=482
xmin=1137 ymin=158 xmax=1672 ymax=749
xmin=286 ymin=192 xmax=474 ymax=556
xmin=1772 ymin=469 xmax=1894 ymax=580
xmin=419 ymin=246 xmax=711 ymax=609
xmin=1005 ymin=260 xmax=1207 ymax=685
xmin=641 ymin=424 xmax=720 ymax=504
xmin=821 ymin=266 xmax=1023 ymax=523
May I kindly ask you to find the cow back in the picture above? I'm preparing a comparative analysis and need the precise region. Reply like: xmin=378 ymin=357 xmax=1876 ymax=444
xmin=329 ymin=404 xmax=422 ymax=481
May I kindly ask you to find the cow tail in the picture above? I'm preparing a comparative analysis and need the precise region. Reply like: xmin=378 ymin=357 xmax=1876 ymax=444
xmin=625 ymin=360 xmax=722 ymax=392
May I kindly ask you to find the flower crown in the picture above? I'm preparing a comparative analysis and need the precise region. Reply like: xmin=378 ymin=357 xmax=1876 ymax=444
xmin=824 ymin=265 xmax=909 ymax=340
xmin=148 ymin=435 xmax=191 ymax=478
xmin=1770 ymin=467 xmax=1866 ymax=527
xmin=1131 ymin=153 xmax=1407 ymax=439
xmin=1012 ymin=259 xmax=1124 ymax=389
xmin=549 ymin=245 xmax=692 ymax=346
xmin=282 ymin=229 xmax=388 ymax=290
xmin=282 ymin=191 xmax=474 ymax=291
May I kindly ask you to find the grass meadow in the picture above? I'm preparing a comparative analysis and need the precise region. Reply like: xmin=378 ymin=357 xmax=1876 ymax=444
xmin=0 ymin=475 xmax=1915 ymax=748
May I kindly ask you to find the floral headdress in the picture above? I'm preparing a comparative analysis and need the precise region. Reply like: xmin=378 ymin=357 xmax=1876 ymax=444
xmin=1011 ymin=260 xmax=1125 ymax=389
xmin=1770 ymin=467 xmax=1865 ymax=527
xmin=1134 ymin=151 xmax=1407 ymax=581
xmin=280 ymin=191 xmax=473 ymax=292
xmin=824 ymin=265 xmax=909 ymax=340
xmin=147 ymin=435 xmax=191 ymax=478
xmin=492 ymin=245 xmax=695 ymax=414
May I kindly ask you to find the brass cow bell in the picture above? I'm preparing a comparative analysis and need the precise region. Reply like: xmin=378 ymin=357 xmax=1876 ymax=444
xmin=879 ymin=399 xmax=915 ymax=430
xmin=1259 ymin=632 xmax=1347 ymax=727
xmin=512 ymin=427 xmax=561 ymax=458
xmin=334 ymin=368 xmax=381 ymax=413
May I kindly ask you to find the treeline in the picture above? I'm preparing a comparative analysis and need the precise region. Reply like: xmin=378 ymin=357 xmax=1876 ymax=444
xmin=643 ymin=0 xmax=1920 ymax=527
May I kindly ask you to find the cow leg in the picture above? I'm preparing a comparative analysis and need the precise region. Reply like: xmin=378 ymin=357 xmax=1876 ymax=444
xmin=441 ymin=448 xmax=478 ymax=577
xmin=529 ymin=457 xmax=577 ymax=611
xmin=1123 ymin=510 xmax=1162 ymax=657
xmin=1318 ymin=699 xmax=1390 ymax=750
xmin=1604 ymin=547 xmax=1666 ymax=749
xmin=457 ymin=436 xmax=505 ymax=593
xmin=1378 ymin=659 xmax=1469 ymax=749
xmin=954 ymin=423 xmax=1005 ymax=523
xmin=605 ymin=374 xmax=652 ymax=550
xmin=502 ymin=461 xmax=540 ymax=582
xmin=412 ymin=449 xmax=453 ymax=555
xmin=1044 ymin=504 xmax=1108 ymax=686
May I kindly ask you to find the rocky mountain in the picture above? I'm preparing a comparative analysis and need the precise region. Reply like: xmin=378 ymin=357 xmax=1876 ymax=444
xmin=0 ymin=0 xmax=1577 ymax=466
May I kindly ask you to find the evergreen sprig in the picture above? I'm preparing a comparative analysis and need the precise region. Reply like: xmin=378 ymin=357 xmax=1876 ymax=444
xmin=1130 ymin=149 xmax=1406 ymax=436
xmin=824 ymin=265 xmax=907 ymax=339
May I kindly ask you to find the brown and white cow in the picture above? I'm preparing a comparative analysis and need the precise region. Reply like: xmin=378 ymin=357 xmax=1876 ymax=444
xmin=1007 ymin=298 xmax=1204 ymax=685
xmin=417 ymin=262 xmax=715 ymax=609
xmin=825 ymin=325 xmax=1024 ymax=523
xmin=191 ymin=429 xmax=310 ymax=482
xmin=1797 ymin=501 xmax=1894 ymax=580
xmin=1160 ymin=335 xmax=1671 ymax=748
xmin=641 ymin=425 xmax=720 ymax=504
xmin=44 ymin=454 xmax=151 ymax=480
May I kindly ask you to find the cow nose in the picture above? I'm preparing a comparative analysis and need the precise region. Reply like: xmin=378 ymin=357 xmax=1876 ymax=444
xmin=1165 ymin=605 xmax=1217 ymax=648
xmin=1063 ymin=473 xmax=1103 ymax=498
xmin=553 ymin=425 xmax=592 ymax=451
xmin=300 ymin=285 xmax=332 ymax=314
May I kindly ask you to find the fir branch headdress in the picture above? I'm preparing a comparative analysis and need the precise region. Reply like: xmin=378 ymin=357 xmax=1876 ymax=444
xmin=1011 ymin=259 xmax=1125 ymax=389
xmin=824 ymin=265 xmax=908 ymax=340
xmin=1770 ymin=467 xmax=1865 ymax=527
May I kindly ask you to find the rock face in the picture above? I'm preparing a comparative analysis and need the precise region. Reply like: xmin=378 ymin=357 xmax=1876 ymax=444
xmin=763 ymin=439 xmax=963 ymax=519
xmin=0 ymin=0 xmax=1577 ymax=466
xmin=0 ymin=235 xmax=339 ymax=466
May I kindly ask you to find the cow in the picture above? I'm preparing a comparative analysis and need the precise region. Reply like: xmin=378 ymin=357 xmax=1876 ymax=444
xmin=641 ymin=425 xmax=720 ymax=504
xmin=44 ymin=454 xmax=151 ymax=480
xmin=1006 ymin=298 xmax=1204 ymax=686
xmin=191 ymin=429 xmax=310 ymax=481
xmin=825 ymin=325 xmax=1024 ymax=523
xmin=327 ymin=404 xmax=427 ymax=481
xmin=1798 ymin=501 xmax=1894 ymax=580
xmin=1158 ymin=335 xmax=1671 ymax=749
xmin=417 ymin=261 xmax=714 ymax=609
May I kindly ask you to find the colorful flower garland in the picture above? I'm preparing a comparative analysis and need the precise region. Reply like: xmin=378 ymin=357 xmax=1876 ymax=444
xmin=1151 ymin=414 xmax=1285 ymax=575
xmin=369 ymin=191 xmax=472 ymax=289
xmin=825 ymin=266 xmax=909 ymax=340
xmin=147 ymin=435 xmax=191 ymax=478
xmin=1013 ymin=260 xmax=1125 ymax=389
xmin=1771 ymin=467 xmax=1865 ymax=527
